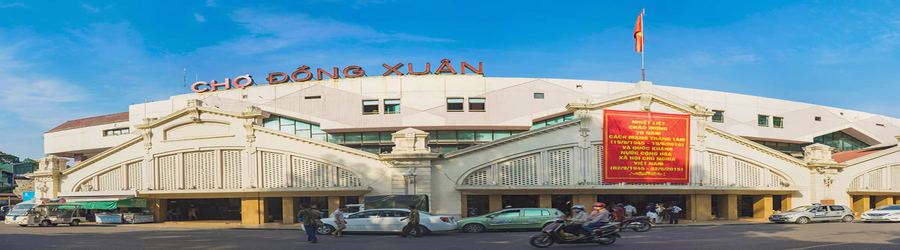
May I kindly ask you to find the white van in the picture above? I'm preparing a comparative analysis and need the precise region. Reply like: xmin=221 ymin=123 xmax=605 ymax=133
xmin=5 ymin=201 xmax=86 ymax=227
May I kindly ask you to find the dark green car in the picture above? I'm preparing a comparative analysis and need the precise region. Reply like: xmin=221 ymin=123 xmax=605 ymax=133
xmin=456 ymin=208 xmax=564 ymax=233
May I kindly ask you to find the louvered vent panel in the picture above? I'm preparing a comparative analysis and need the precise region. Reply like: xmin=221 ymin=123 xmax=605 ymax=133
xmin=338 ymin=168 xmax=361 ymax=187
xmin=157 ymin=155 xmax=178 ymax=190
xmin=184 ymin=151 xmax=216 ymax=190
xmin=99 ymin=167 xmax=123 ymax=191
xmin=734 ymin=160 xmax=760 ymax=187
xmin=549 ymin=149 xmax=571 ymax=185
xmin=499 ymin=155 xmax=538 ymax=186
xmin=127 ymin=162 xmax=142 ymax=190
xmin=463 ymin=169 xmax=489 ymax=185
xmin=850 ymin=176 xmax=862 ymax=189
xmin=261 ymin=152 xmax=285 ymax=188
xmin=595 ymin=145 xmax=603 ymax=183
xmin=891 ymin=165 xmax=900 ymax=190
xmin=292 ymin=157 xmax=333 ymax=188
xmin=222 ymin=150 xmax=242 ymax=189
xmin=708 ymin=153 xmax=727 ymax=186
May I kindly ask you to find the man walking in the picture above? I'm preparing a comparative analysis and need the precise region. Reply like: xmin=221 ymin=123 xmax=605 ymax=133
xmin=331 ymin=205 xmax=348 ymax=237
xmin=297 ymin=203 xmax=322 ymax=243
xmin=399 ymin=205 xmax=421 ymax=237
xmin=624 ymin=203 xmax=637 ymax=218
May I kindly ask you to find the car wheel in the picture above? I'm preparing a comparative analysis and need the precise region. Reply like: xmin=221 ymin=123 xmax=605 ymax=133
xmin=70 ymin=220 xmax=80 ymax=227
xmin=463 ymin=223 xmax=486 ymax=233
xmin=529 ymin=235 xmax=554 ymax=248
xmin=795 ymin=217 xmax=810 ymax=224
xmin=409 ymin=225 xmax=427 ymax=237
xmin=841 ymin=215 xmax=853 ymax=222
xmin=316 ymin=225 xmax=335 ymax=235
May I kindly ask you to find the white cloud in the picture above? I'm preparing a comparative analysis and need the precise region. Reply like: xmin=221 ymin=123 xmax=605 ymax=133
xmin=0 ymin=2 xmax=25 ymax=8
xmin=0 ymin=44 xmax=88 ymax=127
xmin=80 ymin=3 xmax=99 ymax=13
xmin=205 ymin=8 xmax=451 ymax=55
xmin=194 ymin=13 xmax=206 ymax=23
xmin=205 ymin=0 xmax=215 ymax=7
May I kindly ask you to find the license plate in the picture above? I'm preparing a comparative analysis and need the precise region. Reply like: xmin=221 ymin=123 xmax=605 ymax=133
xmin=870 ymin=216 xmax=881 ymax=219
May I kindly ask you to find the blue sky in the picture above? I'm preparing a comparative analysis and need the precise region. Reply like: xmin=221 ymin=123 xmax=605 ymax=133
xmin=0 ymin=0 xmax=898 ymax=160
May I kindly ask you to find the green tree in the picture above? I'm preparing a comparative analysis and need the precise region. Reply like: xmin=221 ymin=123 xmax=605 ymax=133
xmin=0 ymin=151 xmax=21 ymax=164
xmin=22 ymin=158 xmax=38 ymax=164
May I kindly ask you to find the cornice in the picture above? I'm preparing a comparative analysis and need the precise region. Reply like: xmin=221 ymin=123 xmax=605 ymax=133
xmin=135 ymin=106 xmax=263 ymax=130
xmin=443 ymin=119 xmax=582 ymax=158
xmin=255 ymin=127 xmax=382 ymax=160
xmin=705 ymin=126 xmax=807 ymax=167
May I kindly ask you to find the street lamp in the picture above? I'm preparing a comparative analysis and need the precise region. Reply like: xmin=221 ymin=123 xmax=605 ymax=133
xmin=401 ymin=168 xmax=418 ymax=195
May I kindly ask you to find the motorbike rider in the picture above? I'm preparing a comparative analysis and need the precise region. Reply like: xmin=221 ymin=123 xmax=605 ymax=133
xmin=562 ymin=205 xmax=590 ymax=236
xmin=582 ymin=202 xmax=610 ymax=236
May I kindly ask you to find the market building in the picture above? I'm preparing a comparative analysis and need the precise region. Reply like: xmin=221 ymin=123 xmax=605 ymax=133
xmin=31 ymin=64 xmax=900 ymax=224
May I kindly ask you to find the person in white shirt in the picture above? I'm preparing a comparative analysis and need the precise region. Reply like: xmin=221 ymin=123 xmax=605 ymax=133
xmin=624 ymin=204 xmax=637 ymax=217
xmin=331 ymin=205 xmax=348 ymax=237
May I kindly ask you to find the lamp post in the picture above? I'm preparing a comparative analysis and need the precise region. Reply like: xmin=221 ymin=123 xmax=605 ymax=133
xmin=401 ymin=168 xmax=418 ymax=195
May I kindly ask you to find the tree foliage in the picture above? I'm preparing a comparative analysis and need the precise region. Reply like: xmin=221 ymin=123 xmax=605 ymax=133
xmin=0 ymin=151 xmax=21 ymax=165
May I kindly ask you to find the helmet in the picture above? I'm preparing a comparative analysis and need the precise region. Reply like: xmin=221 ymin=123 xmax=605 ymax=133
xmin=572 ymin=205 xmax=585 ymax=210
xmin=593 ymin=202 xmax=606 ymax=208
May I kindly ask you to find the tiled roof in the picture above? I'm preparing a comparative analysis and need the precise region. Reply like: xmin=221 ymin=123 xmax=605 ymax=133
xmin=831 ymin=145 xmax=896 ymax=163
xmin=46 ymin=112 xmax=130 ymax=133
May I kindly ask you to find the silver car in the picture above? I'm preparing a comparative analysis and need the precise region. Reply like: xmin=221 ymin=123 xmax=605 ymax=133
xmin=769 ymin=204 xmax=854 ymax=224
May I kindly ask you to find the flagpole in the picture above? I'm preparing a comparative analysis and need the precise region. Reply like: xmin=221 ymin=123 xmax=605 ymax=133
xmin=641 ymin=8 xmax=645 ymax=81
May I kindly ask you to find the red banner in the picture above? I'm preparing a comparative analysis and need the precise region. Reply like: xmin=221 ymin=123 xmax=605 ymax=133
xmin=603 ymin=110 xmax=690 ymax=183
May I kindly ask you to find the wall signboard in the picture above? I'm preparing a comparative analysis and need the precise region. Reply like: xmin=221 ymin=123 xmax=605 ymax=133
xmin=603 ymin=110 xmax=690 ymax=183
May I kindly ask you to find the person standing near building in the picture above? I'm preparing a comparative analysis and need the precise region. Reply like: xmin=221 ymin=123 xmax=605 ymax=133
xmin=667 ymin=203 xmax=682 ymax=224
xmin=297 ymin=203 xmax=322 ymax=243
xmin=613 ymin=203 xmax=626 ymax=222
xmin=188 ymin=205 xmax=199 ymax=221
xmin=399 ymin=205 xmax=421 ymax=237
xmin=331 ymin=205 xmax=348 ymax=237
xmin=624 ymin=203 xmax=637 ymax=218
xmin=655 ymin=204 xmax=666 ymax=224
xmin=645 ymin=203 xmax=658 ymax=223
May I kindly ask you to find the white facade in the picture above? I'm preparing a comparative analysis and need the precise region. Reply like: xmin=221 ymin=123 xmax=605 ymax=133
xmin=35 ymin=75 xmax=900 ymax=224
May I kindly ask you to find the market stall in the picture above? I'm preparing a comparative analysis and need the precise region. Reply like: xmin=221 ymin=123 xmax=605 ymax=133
xmin=58 ymin=191 xmax=154 ymax=224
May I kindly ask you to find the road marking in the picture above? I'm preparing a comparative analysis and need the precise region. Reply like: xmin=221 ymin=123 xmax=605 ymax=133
xmin=785 ymin=242 xmax=851 ymax=250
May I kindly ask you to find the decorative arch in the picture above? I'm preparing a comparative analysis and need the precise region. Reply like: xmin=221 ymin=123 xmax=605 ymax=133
xmin=849 ymin=163 xmax=900 ymax=191
xmin=458 ymin=146 xmax=576 ymax=186
xmin=705 ymin=150 xmax=794 ymax=188
xmin=73 ymin=158 xmax=143 ymax=192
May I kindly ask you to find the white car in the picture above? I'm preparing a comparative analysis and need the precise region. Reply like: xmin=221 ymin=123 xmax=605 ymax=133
xmin=860 ymin=205 xmax=900 ymax=222
xmin=307 ymin=209 xmax=456 ymax=236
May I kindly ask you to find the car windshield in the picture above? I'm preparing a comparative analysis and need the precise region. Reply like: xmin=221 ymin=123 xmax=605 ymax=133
xmin=786 ymin=206 xmax=815 ymax=212
xmin=7 ymin=203 xmax=36 ymax=216
xmin=875 ymin=205 xmax=900 ymax=210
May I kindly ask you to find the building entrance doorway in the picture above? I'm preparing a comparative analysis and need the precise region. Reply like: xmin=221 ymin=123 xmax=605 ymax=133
xmin=551 ymin=195 xmax=573 ymax=216
xmin=738 ymin=195 xmax=754 ymax=217
xmin=502 ymin=195 xmax=538 ymax=208
xmin=168 ymin=198 xmax=241 ymax=221
xmin=265 ymin=197 xmax=283 ymax=223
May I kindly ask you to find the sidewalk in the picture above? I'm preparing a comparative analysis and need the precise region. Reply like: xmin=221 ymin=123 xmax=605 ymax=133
xmin=108 ymin=218 xmax=772 ymax=231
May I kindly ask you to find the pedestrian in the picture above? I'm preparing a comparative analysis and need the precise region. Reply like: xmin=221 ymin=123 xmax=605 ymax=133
xmin=297 ymin=203 xmax=322 ymax=243
xmin=188 ymin=205 xmax=199 ymax=221
xmin=624 ymin=203 xmax=637 ymax=217
xmin=667 ymin=204 xmax=682 ymax=224
xmin=645 ymin=203 xmax=658 ymax=223
xmin=655 ymin=204 xmax=665 ymax=223
xmin=167 ymin=208 xmax=177 ymax=221
xmin=614 ymin=203 xmax=626 ymax=222
xmin=582 ymin=202 xmax=610 ymax=236
xmin=331 ymin=205 xmax=348 ymax=237
xmin=399 ymin=205 xmax=421 ymax=237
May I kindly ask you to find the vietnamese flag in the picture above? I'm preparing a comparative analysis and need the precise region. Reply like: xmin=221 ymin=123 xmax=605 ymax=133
xmin=634 ymin=10 xmax=644 ymax=52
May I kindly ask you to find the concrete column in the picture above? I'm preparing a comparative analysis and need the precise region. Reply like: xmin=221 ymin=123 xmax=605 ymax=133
xmin=691 ymin=194 xmax=712 ymax=221
xmin=722 ymin=195 xmax=738 ymax=220
xmin=851 ymin=195 xmax=870 ymax=217
xmin=539 ymin=194 xmax=551 ymax=209
xmin=460 ymin=195 xmax=468 ymax=218
xmin=150 ymin=198 xmax=167 ymax=223
xmin=752 ymin=195 xmax=773 ymax=219
xmin=328 ymin=196 xmax=341 ymax=213
xmin=489 ymin=195 xmax=502 ymax=212
xmin=780 ymin=195 xmax=792 ymax=212
xmin=573 ymin=194 xmax=596 ymax=207
xmin=241 ymin=197 xmax=265 ymax=225
xmin=875 ymin=196 xmax=893 ymax=208
xmin=282 ymin=197 xmax=295 ymax=224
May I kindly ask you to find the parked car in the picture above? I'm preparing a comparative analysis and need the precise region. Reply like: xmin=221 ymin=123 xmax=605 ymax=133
xmin=309 ymin=209 xmax=456 ymax=236
xmin=457 ymin=208 xmax=564 ymax=233
xmin=860 ymin=205 xmax=900 ymax=222
xmin=769 ymin=204 xmax=854 ymax=224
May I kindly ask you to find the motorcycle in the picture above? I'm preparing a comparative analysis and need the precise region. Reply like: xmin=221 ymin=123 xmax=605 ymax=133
xmin=529 ymin=217 xmax=622 ymax=248
xmin=614 ymin=216 xmax=653 ymax=232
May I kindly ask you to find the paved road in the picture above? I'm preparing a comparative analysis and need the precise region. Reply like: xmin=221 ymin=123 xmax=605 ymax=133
xmin=1 ymin=222 xmax=898 ymax=250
